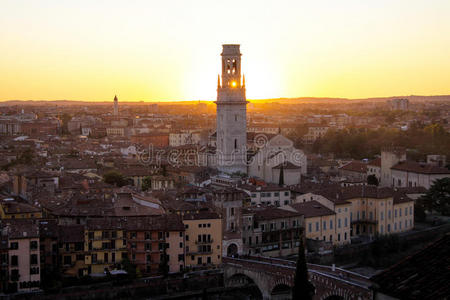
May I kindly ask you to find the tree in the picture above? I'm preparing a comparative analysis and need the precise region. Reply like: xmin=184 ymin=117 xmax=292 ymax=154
xmin=278 ymin=164 xmax=284 ymax=186
xmin=159 ymin=244 xmax=169 ymax=278
xmin=367 ymin=174 xmax=379 ymax=186
xmin=121 ymin=257 xmax=137 ymax=279
xmin=292 ymin=238 xmax=314 ymax=300
xmin=103 ymin=171 xmax=127 ymax=187
xmin=418 ymin=178 xmax=450 ymax=216
xmin=142 ymin=176 xmax=152 ymax=191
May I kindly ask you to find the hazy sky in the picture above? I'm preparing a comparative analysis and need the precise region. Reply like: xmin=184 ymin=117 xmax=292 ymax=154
xmin=1 ymin=0 xmax=450 ymax=101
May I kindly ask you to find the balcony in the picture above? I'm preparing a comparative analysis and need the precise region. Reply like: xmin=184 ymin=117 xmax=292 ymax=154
xmin=195 ymin=239 xmax=213 ymax=245
xmin=351 ymin=218 xmax=378 ymax=225
xmin=186 ymin=250 xmax=213 ymax=255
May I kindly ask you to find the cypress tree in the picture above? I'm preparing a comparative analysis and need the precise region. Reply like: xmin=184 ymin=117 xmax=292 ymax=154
xmin=292 ymin=238 xmax=314 ymax=300
xmin=278 ymin=163 xmax=284 ymax=186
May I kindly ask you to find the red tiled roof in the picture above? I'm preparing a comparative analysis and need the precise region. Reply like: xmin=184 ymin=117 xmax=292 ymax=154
xmin=372 ymin=233 xmax=450 ymax=299
xmin=391 ymin=161 xmax=450 ymax=175
xmin=368 ymin=157 xmax=381 ymax=167
xmin=339 ymin=161 xmax=367 ymax=173
xmin=252 ymin=207 xmax=303 ymax=221
xmin=290 ymin=201 xmax=335 ymax=218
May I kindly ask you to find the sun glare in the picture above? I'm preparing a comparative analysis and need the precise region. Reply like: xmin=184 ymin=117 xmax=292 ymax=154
xmin=231 ymin=81 xmax=237 ymax=88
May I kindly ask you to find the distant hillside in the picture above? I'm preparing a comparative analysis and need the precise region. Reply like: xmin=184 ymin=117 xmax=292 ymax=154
xmin=1 ymin=95 xmax=449 ymax=106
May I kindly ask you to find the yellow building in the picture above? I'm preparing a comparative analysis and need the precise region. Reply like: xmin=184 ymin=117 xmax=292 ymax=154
xmin=290 ymin=201 xmax=347 ymax=244
xmin=0 ymin=199 xmax=42 ymax=219
xmin=84 ymin=219 xmax=127 ymax=275
xmin=294 ymin=192 xmax=351 ymax=245
xmin=344 ymin=187 xmax=414 ymax=237
xmin=183 ymin=212 xmax=222 ymax=270
xmin=294 ymin=186 xmax=414 ymax=242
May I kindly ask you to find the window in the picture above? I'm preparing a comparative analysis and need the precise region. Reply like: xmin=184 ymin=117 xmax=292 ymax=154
xmin=323 ymin=221 xmax=326 ymax=231
xmin=10 ymin=242 xmax=18 ymax=250
xmin=11 ymin=255 xmax=18 ymax=266
xmin=30 ymin=241 xmax=38 ymax=250
xmin=330 ymin=220 xmax=333 ymax=229
xmin=344 ymin=218 xmax=348 ymax=227
xmin=315 ymin=222 xmax=319 ymax=232
xmin=145 ymin=243 xmax=151 ymax=251
xmin=381 ymin=212 xmax=384 ymax=221
xmin=338 ymin=219 xmax=341 ymax=228
xmin=405 ymin=207 xmax=408 ymax=216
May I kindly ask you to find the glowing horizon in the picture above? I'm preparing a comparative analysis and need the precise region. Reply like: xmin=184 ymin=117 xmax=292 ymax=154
xmin=1 ymin=0 xmax=450 ymax=102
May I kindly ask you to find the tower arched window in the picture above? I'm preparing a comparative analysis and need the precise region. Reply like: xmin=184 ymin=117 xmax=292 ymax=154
xmin=234 ymin=139 xmax=237 ymax=149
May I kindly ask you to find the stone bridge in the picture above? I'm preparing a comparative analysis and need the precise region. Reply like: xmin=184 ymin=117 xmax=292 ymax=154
xmin=223 ymin=256 xmax=373 ymax=300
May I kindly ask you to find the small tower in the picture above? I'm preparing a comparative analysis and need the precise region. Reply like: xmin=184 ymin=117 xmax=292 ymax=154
xmin=113 ymin=95 xmax=119 ymax=117
xmin=215 ymin=44 xmax=248 ymax=174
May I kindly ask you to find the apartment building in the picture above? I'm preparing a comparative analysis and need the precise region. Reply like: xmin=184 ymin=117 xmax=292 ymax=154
xmin=125 ymin=215 xmax=185 ymax=275
xmin=242 ymin=207 xmax=303 ymax=257
xmin=84 ymin=219 xmax=127 ymax=275
xmin=240 ymin=184 xmax=291 ymax=207
xmin=183 ymin=212 xmax=222 ymax=270
xmin=1 ymin=219 xmax=40 ymax=293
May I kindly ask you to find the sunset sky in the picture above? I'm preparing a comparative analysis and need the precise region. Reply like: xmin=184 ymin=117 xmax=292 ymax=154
xmin=1 ymin=0 xmax=450 ymax=102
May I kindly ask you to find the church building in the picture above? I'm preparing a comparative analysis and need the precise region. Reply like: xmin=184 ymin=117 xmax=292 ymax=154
xmin=214 ymin=44 xmax=306 ymax=184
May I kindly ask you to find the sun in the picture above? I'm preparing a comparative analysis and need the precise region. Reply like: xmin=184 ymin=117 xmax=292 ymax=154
xmin=231 ymin=81 xmax=237 ymax=87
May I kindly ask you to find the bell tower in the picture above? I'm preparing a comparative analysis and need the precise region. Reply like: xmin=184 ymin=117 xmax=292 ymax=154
xmin=215 ymin=44 xmax=247 ymax=174
xmin=113 ymin=95 xmax=119 ymax=117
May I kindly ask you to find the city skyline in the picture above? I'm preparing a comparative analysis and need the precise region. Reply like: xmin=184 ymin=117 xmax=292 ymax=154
xmin=1 ymin=0 xmax=450 ymax=102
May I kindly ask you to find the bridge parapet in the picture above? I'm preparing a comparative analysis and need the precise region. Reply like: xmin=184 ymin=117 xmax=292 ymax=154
xmin=223 ymin=256 xmax=374 ymax=300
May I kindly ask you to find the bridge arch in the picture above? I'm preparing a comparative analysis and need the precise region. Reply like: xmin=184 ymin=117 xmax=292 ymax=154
xmin=226 ymin=273 xmax=263 ymax=298
xmin=271 ymin=283 xmax=291 ymax=297
xmin=320 ymin=290 xmax=350 ymax=300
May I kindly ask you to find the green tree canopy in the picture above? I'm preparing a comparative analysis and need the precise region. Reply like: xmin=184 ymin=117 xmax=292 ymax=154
xmin=142 ymin=176 xmax=152 ymax=191
xmin=103 ymin=171 xmax=128 ymax=187
xmin=418 ymin=177 xmax=450 ymax=216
